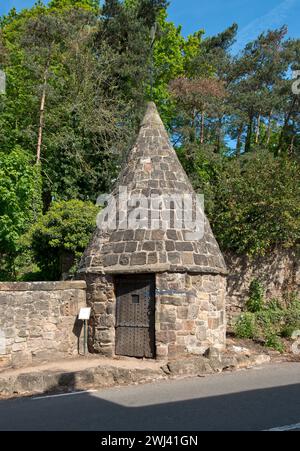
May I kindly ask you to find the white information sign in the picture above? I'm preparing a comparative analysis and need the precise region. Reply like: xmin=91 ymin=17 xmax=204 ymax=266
xmin=79 ymin=307 xmax=91 ymax=320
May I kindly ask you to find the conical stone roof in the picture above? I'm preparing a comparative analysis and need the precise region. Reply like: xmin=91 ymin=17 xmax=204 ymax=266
xmin=78 ymin=102 xmax=227 ymax=275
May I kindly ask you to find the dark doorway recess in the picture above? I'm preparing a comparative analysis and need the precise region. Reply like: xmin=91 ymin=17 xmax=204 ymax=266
xmin=115 ymin=274 xmax=156 ymax=359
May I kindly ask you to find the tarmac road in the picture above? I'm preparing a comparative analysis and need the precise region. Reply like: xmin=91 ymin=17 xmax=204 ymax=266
xmin=0 ymin=362 xmax=299 ymax=431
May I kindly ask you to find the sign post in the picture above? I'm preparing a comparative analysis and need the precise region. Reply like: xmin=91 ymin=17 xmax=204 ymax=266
xmin=78 ymin=307 xmax=91 ymax=355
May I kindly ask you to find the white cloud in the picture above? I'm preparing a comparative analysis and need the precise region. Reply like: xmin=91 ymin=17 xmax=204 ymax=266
xmin=233 ymin=0 xmax=297 ymax=54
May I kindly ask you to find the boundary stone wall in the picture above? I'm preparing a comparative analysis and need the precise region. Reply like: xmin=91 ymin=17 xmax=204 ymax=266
xmin=225 ymin=249 xmax=300 ymax=322
xmin=0 ymin=281 xmax=86 ymax=370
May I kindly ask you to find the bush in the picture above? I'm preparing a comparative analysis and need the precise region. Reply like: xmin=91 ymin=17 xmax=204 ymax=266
xmin=280 ymin=325 xmax=296 ymax=339
xmin=0 ymin=148 xmax=42 ymax=280
xmin=206 ymin=152 xmax=300 ymax=256
xmin=282 ymin=296 xmax=300 ymax=335
xmin=27 ymin=199 xmax=99 ymax=280
xmin=235 ymin=313 xmax=257 ymax=339
xmin=234 ymin=288 xmax=300 ymax=353
xmin=264 ymin=333 xmax=285 ymax=353
xmin=246 ymin=279 xmax=264 ymax=313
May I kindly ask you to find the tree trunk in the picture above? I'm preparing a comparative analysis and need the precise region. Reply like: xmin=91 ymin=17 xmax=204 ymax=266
xmin=215 ymin=116 xmax=223 ymax=154
xmin=278 ymin=96 xmax=297 ymax=152
xmin=288 ymin=127 xmax=295 ymax=156
xmin=245 ymin=114 xmax=254 ymax=152
xmin=36 ymin=59 xmax=50 ymax=165
xmin=200 ymin=110 xmax=205 ymax=144
xmin=266 ymin=110 xmax=273 ymax=145
xmin=192 ymin=108 xmax=197 ymax=142
xmin=255 ymin=112 xmax=261 ymax=144
xmin=236 ymin=124 xmax=243 ymax=157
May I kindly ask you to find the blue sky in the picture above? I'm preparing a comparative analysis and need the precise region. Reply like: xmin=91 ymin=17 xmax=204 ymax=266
xmin=0 ymin=0 xmax=299 ymax=53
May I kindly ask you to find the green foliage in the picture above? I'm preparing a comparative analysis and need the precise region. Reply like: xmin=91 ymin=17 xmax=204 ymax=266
xmin=235 ymin=312 xmax=257 ymax=339
xmin=152 ymin=9 xmax=185 ymax=121
xmin=0 ymin=148 xmax=42 ymax=280
xmin=179 ymin=149 xmax=300 ymax=257
xmin=264 ymin=333 xmax=285 ymax=353
xmin=49 ymin=0 xmax=99 ymax=11
xmin=27 ymin=200 xmax=99 ymax=280
xmin=234 ymin=288 xmax=300 ymax=352
xmin=282 ymin=295 xmax=300 ymax=336
xmin=0 ymin=0 xmax=154 ymax=206
xmin=246 ymin=279 xmax=264 ymax=313
xmin=0 ymin=0 xmax=300 ymax=284
xmin=208 ymin=152 xmax=300 ymax=255
xmin=280 ymin=325 xmax=296 ymax=339
xmin=172 ymin=24 xmax=300 ymax=257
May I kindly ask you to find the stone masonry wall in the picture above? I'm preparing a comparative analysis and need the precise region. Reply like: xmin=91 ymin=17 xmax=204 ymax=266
xmin=0 ymin=281 xmax=86 ymax=370
xmin=82 ymin=273 xmax=116 ymax=357
xmin=155 ymin=272 xmax=226 ymax=360
xmin=225 ymin=248 xmax=300 ymax=323
xmin=82 ymin=271 xmax=226 ymax=360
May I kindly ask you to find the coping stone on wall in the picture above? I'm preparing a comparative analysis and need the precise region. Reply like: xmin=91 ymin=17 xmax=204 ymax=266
xmin=0 ymin=281 xmax=86 ymax=292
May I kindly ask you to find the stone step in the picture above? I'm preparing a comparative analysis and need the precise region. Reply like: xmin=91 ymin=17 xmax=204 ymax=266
xmin=0 ymin=351 xmax=271 ymax=399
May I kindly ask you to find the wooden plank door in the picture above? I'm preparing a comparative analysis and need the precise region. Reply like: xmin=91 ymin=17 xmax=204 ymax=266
xmin=115 ymin=274 xmax=155 ymax=359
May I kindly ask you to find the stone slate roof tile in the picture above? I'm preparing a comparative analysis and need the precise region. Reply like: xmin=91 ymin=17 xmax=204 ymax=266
xmin=79 ymin=102 xmax=227 ymax=275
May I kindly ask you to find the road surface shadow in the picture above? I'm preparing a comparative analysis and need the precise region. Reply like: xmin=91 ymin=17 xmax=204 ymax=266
xmin=0 ymin=378 xmax=299 ymax=431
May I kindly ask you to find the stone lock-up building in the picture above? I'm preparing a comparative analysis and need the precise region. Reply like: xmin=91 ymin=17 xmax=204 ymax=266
xmin=78 ymin=102 xmax=228 ymax=360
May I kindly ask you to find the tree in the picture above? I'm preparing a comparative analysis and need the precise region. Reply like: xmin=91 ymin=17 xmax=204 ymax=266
xmin=168 ymin=24 xmax=237 ymax=152
xmin=151 ymin=9 xmax=185 ymax=122
xmin=169 ymin=77 xmax=226 ymax=144
xmin=100 ymin=0 xmax=152 ymax=119
xmin=49 ymin=0 xmax=99 ymax=11
xmin=228 ymin=27 xmax=293 ymax=153
xmin=1 ymin=0 xmax=300 ymax=281
xmin=124 ymin=0 xmax=169 ymax=27
xmin=28 ymin=200 xmax=99 ymax=280
xmin=210 ymin=152 xmax=300 ymax=255
xmin=0 ymin=148 xmax=42 ymax=279
xmin=0 ymin=3 xmax=136 ymax=206
xmin=136 ymin=0 xmax=169 ymax=28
